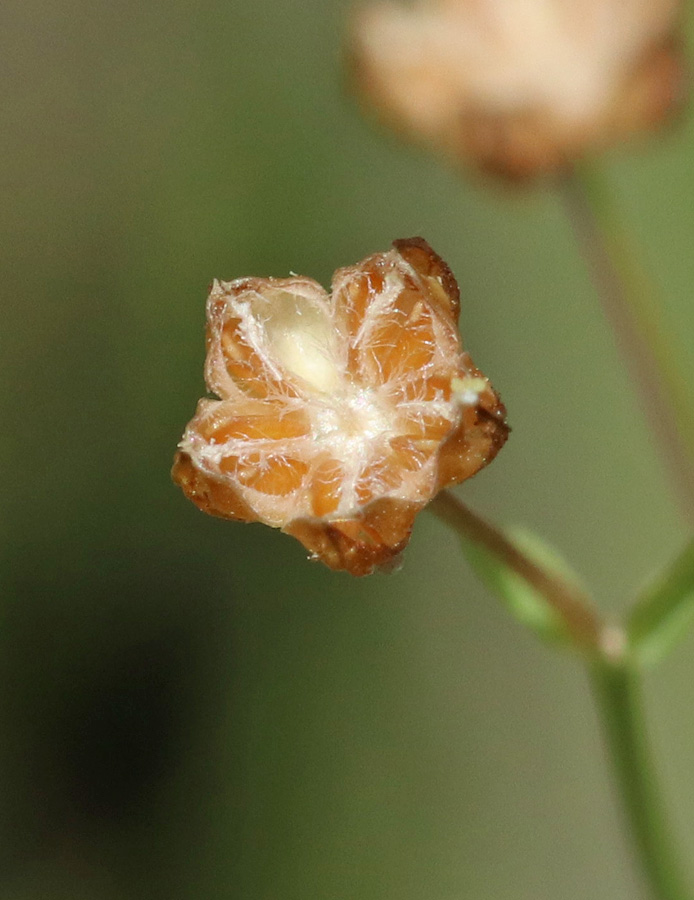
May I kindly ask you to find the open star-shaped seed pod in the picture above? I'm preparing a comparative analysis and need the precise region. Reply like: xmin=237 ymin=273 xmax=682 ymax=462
xmin=173 ymin=238 xmax=508 ymax=575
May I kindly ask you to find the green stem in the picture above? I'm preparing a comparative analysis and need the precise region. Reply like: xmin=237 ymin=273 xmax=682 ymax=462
xmin=590 ymin=656 xmax=692 ymax=900
xmin=429 ymin=490 xmax=603 ymax=650
xmin=431 ymin=493 xmax=692 ymax=897
xmin=559 ymin=166 xmax=694 ymax=524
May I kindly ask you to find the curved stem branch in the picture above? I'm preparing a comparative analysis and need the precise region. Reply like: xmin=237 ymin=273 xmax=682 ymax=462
xmin=431 ymin=491 xmax=692 ymax=898
xmin=558 ymin=166 xmax=694 ymax=524
xmin=429 ymin=489 xmax=603 ymax=650
xmin=591 ymin=658 xmax=692 ymax=900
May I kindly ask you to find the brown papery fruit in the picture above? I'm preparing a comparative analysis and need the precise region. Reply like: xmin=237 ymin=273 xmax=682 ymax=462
xmin=350 ymin=0 xmax=686 ymax=180
xmin=173 ymin=238 xmax=508 ymax=575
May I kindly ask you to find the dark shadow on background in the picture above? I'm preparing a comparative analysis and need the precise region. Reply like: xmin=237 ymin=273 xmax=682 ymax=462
xmin=0 ymin=538 xmax=238 ymax=899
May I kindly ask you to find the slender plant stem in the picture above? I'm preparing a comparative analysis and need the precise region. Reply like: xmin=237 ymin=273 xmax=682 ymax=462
xmin=591 ymin=657 xmax=692 ymax=900
xmin=558 ymin=166 xmax=694 ymax=525
xmin=432 ymin=490 xmax=692 ymax=899
xmin=429 ymin=489 xmax=603 ymax=650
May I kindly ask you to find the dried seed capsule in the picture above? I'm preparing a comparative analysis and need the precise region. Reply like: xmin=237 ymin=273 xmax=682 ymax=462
xmin=173 ymin=238 xmax=508 ymax=575
xmin=349 ymin=0 xmax=686 ymax=180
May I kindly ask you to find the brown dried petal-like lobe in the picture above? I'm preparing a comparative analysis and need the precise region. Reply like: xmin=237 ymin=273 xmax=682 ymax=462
xmin=393 ymin=236 xmax=460 ymax=321
xmin=332 ymin=238 xmax=462 ymax=395
xmin=205 ymin=275 xmax=331 ymax=400
xmin=436 ymin=394 xmax=509 ymax=489
xmin=284 ymin=498 xmax=419 ymax=576
xmin=172 ymin=451 xmax=258 ymax=523
xmin=332 ymin=237 xmax=459 ymax=340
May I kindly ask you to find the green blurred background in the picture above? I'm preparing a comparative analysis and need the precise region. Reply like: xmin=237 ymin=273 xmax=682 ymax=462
xmin=2 ymin=2 xmax=694 ymax=898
